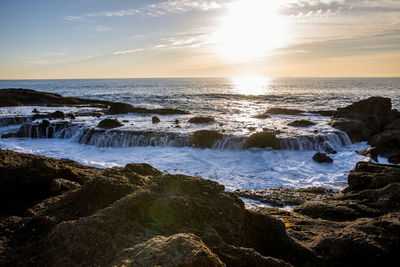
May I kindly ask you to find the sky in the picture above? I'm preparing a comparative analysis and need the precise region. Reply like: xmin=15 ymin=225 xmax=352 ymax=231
xmin=0 ymin=0 xmax=399 ymax=79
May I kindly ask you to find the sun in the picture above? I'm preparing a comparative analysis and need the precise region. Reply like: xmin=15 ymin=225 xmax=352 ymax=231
xmin=215 ymin=0 xmax=287 ymax=61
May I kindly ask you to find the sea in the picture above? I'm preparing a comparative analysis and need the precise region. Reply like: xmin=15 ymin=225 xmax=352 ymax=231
xmin=0 ymin=77 xmax=399 ymax=193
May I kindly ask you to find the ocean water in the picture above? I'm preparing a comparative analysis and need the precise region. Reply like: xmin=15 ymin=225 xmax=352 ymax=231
xmin=0 ymin=77 xmax=399 ymax=191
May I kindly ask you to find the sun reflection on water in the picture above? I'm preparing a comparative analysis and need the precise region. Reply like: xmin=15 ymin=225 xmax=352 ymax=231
xmin=231 ymin=76 xmax=271 ymax=95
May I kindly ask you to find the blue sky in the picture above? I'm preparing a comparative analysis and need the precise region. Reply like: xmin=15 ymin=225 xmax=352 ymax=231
xmin=0 ymin=0 xmax=399 ymax=78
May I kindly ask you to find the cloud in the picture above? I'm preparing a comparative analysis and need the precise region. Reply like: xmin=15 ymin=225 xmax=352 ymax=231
xmin=64 ymin=0 xmax=231 ymax=21
xmin=113 ymin=48 xmax=145 ymax=55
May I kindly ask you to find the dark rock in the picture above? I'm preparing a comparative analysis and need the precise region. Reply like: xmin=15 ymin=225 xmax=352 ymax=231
xmin=235 ymin=187 xmax=336 ymax=207
xmin=246 ymin=132 xmax=281 ymax=149
xmin=331 ymin=97 xmax=393 ymax=142
xmin=97 ymin=119 xmax=123 ymax=129
xmin=252 ymin=114 xmax=271 ymax=119
xmin=32 ymin=108 xmax=40 ymax=113
xmin=108 ymin=102 xmax=190 ymax=115
xmin=122 ymin=120 xmax=129 ymax=123
xmin=0 ymin=88 xmax=112 ymax=107
xmin=288 ymin=120 xmax=316 ymax=127
xmin=368 ymin=129 xmax=400 ymax=157
xmin=265 ymin=108 xmax=304 ymax=115
xmin=108 ymin=102 xmax=136 ymax=114
xmin=175 ymin=119 xmax=179 ymax=124
xmin=357 ymin=147 xmax=379 ymax=162
xmin=310 ymin=110 xmax=335 ymax=116
xmin=188 ymin=116 xmax=215 ymax=124
xmin=389 ymin=154 xmax=400 ymax=164
xmin=152 ymin=116 xmax=160 ymax=123
xmin=67 ymin=112 xmax=76 ymax=119
xmin=312 ymin=152 xmax=333 ymax=163
xmin=191 ymin=130 xmax=223 ymax=148
xmin=248 ymin=127 xmax=256 ymax=131
xmin=50 ymin=178 xmax=80 ymax=193
xmin=112 ymin=234 xmax=225 ymax=267
xmin=346 ymin=162 xmax=400 ymax=191
xmin=293 ymin=201 xmax=363 ymax=221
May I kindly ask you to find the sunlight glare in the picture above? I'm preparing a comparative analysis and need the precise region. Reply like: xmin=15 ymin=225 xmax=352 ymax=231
xmin=231 ymin=76 xmax=271 ymax=95
xmin=215 ymin=0 xmax=287 ymax=61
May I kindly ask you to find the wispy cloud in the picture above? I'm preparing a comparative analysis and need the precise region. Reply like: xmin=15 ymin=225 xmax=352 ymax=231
xmin=113 ymin=48 xmax=145 ymax=55
xmin=64 ymin=0 xmax=231 ymax=21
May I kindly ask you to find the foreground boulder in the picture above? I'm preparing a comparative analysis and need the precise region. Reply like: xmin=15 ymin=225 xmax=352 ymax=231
xmin=97 ymin=118 xmax=124 ymax=129
xmin=0 ymin=150 xmax=310 ymax=266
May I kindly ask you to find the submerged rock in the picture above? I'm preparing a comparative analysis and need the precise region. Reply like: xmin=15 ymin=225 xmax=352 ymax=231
xmin=191 ymin=130 xmax=223 ymax=148
xmin=265 ymin=108 xmax=304 ymax=115
xmin=188 ymin=116 xmax=215 ymax=123
xmin=288 ymin=120 xmax=316 ymax=127
xmin=312 ymin=152 xmax=333 ymax=163
xmin=97 ymin=118 xmax=124 ymax=129
xmin=152 ymin=116 xmax=160 ymax=123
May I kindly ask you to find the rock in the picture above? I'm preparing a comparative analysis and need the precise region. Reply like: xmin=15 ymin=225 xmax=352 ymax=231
xmin=0 ymin=88 xmax=112 ymax=107
xmin=357 ymin=147 xmax=379 ymax=162
xmin=312 ymin=152 xmax=333 ymax=163
xmin=335 ymin=97 xmax=392 ymax=116
xmin=368 ymin=129 xmax=400 ymax=157
xmin=331 ymin=97 xmax=394 ymax=142
xmin=252 ymin=114 xmax=271 ymax=119
xmin=331 ymin=118 xmax=369 ymax=142
xmin=32 ymin=108 xmax=40 ymax=113
xmin=50 ymin=178 xmax=80 ymax=193
xmin=108 ymin=102 xmax=136 ymax=114
xmin=287 ymin=120 xmax=316 ymax=127
xmin=113 ymin=234 xmax=225 ymax=267
xmin=191 ymin=130 xmax=223 ymax=148
xmin=346 ymin=162 xmax=400 ymax=191
xmin=97 ymin=118 xmax=124 ymax=129
xmin=246 ymin=132 xmax=281 ymax=149
xmin=235 ymin=187 xmax=336 ymax=207
xmin=0 ymin=150 xmax=312 ymax=266
xmin=248 ymin=127 xmax=256 ymax=131
xmin=265 ymin=108 xmax=304 ymax=115
xmin=67 ymin=112 xmax=76 ymax=119
xmin=152 ymin=116 xmax=160 ymax=123
xmin=123 ymin=163 xmax=162 ymax=177
xmin=389 ymin=154 xmax=400 ymax=164
xmin=188 ymin=116 xmax=215 ymax=123
xmin=108 ymin=102 xmax=190 ymax=115
xmin=175 ymin=119 xmax=180 ymax=124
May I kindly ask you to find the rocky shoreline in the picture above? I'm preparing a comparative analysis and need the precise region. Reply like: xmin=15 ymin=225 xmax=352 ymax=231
xmin=0 ymin=150 xmax=399 ymax=266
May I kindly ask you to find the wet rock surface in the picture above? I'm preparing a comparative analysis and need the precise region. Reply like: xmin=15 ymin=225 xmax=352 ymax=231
xmin=246 ymin=131 xmax=281 ymax=149
xmin=108 ymin=102 xmax=189 ymax=115
xmin=97 ymin=118 xmax=124 ymax=129
xmin=312 ymin=152 xmax=333 ymax=163
xmin=191 ymin=130 xmax=223 ymax=148
xmin=188 ymin=116 xmax=215 ymax=123
xmin=288 ymin=120 xmax=316 ymax=127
